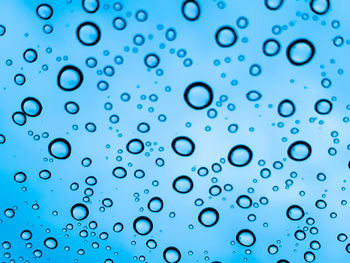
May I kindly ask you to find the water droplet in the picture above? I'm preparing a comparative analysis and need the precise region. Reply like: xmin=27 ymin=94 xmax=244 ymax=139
xmin=263 ymin=38 xmax=281 ymax=56
xmin=65 ymin=101 xmax=80 ymax=114
xmin=173 ymin=175 xmax=193 ymax=193
xmin=44 ymin=237 xmax=58 ymax=249
xmin=112 ymin=166 xmax=127 ymax=178
xmin=36 ymin=4 xmax=53 ymax=20
xmin=278 ymin=99 xmax=295 ymax=117
xmin=310 ymin=0 xmax=330 ymax=15
xmin=57 ymin=65 xmax=83 ymax=91
xmin=198 ymin=207 xmax=219 ymax=227
xmin=228 ymin=145 xmax=253 ymax=167
xmin=182 ymin=0 xmax=200 ymax=21
xmin=71 ymin=203 xmax=89 ymax=220
xmin=265 ymin=0 xmax=284 ymax=10
xmin=171 ymin=136 xmax=195 ymax=157
xmin=215 ymin=26 xmax=238 ymax=48
xmin=286 ymin=205 xmax=304 ymax=221
xmin=133 ymin=216 xmax=153 ymax=235
xmin=76 ymin=22 xmax=101 ymax=46
xmin=163 ymin=247 xmax=181 ymax=263
xmin=236 ymin=229 xmax=256 ymax=247
xmin=314 ymin=99 xmax=332 ymax=115
xmin=126 ymin=139 xmax=144 ymax=154
xmin=184 ymin=82 xmax=213 ymax=110
xmin=287 ymin=141 xmax=312 ymax=161
xmin=12 ymin=112 xmax=26 ymax=126
xmin=23 ymin=48 xmax=38 ymax=63
xmin=48 ymin=138 xmax=72 ymax=159
xmin=286 ymin=39 xmax=315 ymax=66
xmin=144 ymin=53 xmax=160 ymax=68
xmin=148 ymin=197 xmax=164 ymax=212
xmin=82 ymin=0 xmax=99 ymax=13
xmin=236 ymin=195 xmax=252 ymax=209
xmin=21 ymin=97 xmax=42 ymax=117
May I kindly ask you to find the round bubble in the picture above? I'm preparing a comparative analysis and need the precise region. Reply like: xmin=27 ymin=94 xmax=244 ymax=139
xmin=44 ymin=237 xmax=58 ymax=249
xmin=36 ymin=4 xmax=53 ymax=20
xmin=144 ymin=53 xmax=160 ymax=68
xmin=76 ymin=22 xmax=101 ymax=46
xmin=173 ymin=175 xmax=193 ymax=194
xmin=236 ymin=229 xmax=256 ymax=247
xmin=112 ymin=166 xmax=127 ymax=178
xmin=71 ymin=203 xmax=89 ymax=220
xmin=48 ymin=138 xmax=71 ymax=159
xmin=57 ymin=65 xmax=83 ymax=91
xmin=163 ymin=247 xmax=181 ymax=263
xmin=21 ymin=97 xmax=42 ymax=117
xmin=287 ymin=141 xmax=312 ymax=161
xmin=228 ymin=145 xmax=253 ymax=167
xmin=263 ymin=38 xmax=281 ymax=56
xmin=148 ymin=197 xmax=163 ymax=212
xmin=12 ymin=112 xmax=27 ymax=126
xmin=278 ymin=99 xmax=295 ymax=117
xmin=215 ymin=26 xmax=238 ymax=48
xmin=198 ymin=207 xmax=219 ymax=227
xmin=184 ymin=82 xmax=213 ymax=110
xmin=286 ymin=205 xmax=304 ymax=221
xmin=310 ymin=0 xmax=330 ymax=15
xmin=314 ymin=99 xmax=332 ymax=115
xmin=286 ymin=39 xmax=315 ymax=66
xmin=23 ymin=49 xmax=37 ymax=63
xmin=265 ymin=0 xmax=284 ymax=10
xmin=182 ymin=0 xmax=200 ymax=21
xmin=126 ymin=139 xmax=144 ymax=154
xmin=133 ymin=216 xmax=153 ymax=235
xmin=236 ymin=195 xmax=252 ymax=209
xmin=82 ymin=0 xmax=99 ymax=13
xmin=171 ymin=136 xmax=195 ymax=157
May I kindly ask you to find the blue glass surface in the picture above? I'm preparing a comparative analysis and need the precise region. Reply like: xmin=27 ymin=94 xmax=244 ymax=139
xmin=0 ymin=0 xmax=350 ymax=262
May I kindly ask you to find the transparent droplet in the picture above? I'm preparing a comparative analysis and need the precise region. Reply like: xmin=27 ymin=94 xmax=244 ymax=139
xmin=198 ymin=207 xmax=219 ymax=227
xmin=184 ymin=82 xmax=213 ymax=110
xmin=171 ymin=136 xmax=195 ymax=157
xmin=228 ymin=145 xmax=253 ymax=167
xmin=48 ymin=138 xmax=71 ymax=159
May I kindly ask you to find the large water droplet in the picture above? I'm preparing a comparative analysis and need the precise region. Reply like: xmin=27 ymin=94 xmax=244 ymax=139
xmin=184 ymin=82 xmax=213 ymax=110
xmin=310 ymin=0 xmax=330 ymax=15
xmin=133 ymin=216 xmax=153 ymax=235
xmin=278 ymin=99 xmax=295 ymax=117
xmin=76 ymin=22 xmax=101 ymax=46
xmin=173 ymin=175 xmax=193 ymax=194
xmin=71 ymin=203 xmax=89 ymax=220
xmin=287 ymin=140 xmax=312 ymax=161
xmin=286 ymin=205 xmax=304 ymax=221
xmin=228 ymin=145 xmax=253 ymax=167
xmin=148 ymin=197 xmax=163 ymax=212
xmin=21 ymin=97 xmax=42 ymax=117
xmin=57 ymin=65 xmax=83 ymax=91
xmin=265 ymin=0 xmax=284 ymax=10
xmin=198 ymin=207 xmax=219 ymax=227
xmin=163 ymin=247 xmax=181 ymax=263
xmin=171 ymin=136 xmax=195 ymax=157
xmin=286 ymin=39 xmax=315 ymax=66
xmin=48 ymin=138 xmax=72 ymax=159
xmin=126 ymin=139 xmax=144 ymax=154
xmin=82 ymin=0 xmax=99 ymax=13
xmin=215 ymin=26 xmax=238 ymax=48
xmin=182 ymin=0 xmax=200 ymax=21
xmin=44 ymin=237 xmax=58 ymax=249
xmin=314 ymin=99 xmax=332 ymax=115
xmin=236 ymin=229 xmax=256 ymax=247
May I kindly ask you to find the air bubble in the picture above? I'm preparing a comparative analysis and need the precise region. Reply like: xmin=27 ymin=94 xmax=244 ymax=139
xmin=171 ymin=136 xmax=195 ymax=157
xmin=71 ymin=203 xmax=89 ymax=220
xmin=184 ymin=82 xmax=213 ymax=110
xmin=287 ymin=141 xmax=312 ymax=161
xmin=172 ymin=175 xmax=193 ymax=193
xmin=182 ymin=0 xmax=200 ymax=21
xmin=236 ymin=229 xmax=256 ymax=247
xmin=278 ymin=99 xmax=295 ymax=117
xmin=215 ymin=26 xmax=238 ymax=48
xmin=76 ymin=22 xmax=101 ymax=46
xmin=133 ymin=216 xmax=153 ymax=235
xmin=228 ymin=145 xmax=253 ymax=167
xmin=286 ymin=205 xmax=304 ymax=221
xmin=48 ymin=138 xmax=72 ymax=160
xmin=57 ymin=65 xmax=83 ymax=91
xmin=21 ymin=97 xmax=42 ymax=117
xmin=286 ymin=39 xmax=315 ymax=66
xmin=198 ymin=207 xmax=219 ymax=227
